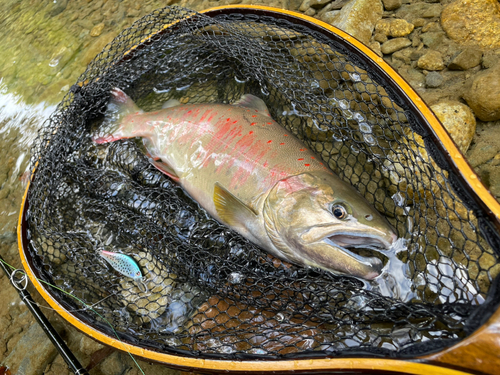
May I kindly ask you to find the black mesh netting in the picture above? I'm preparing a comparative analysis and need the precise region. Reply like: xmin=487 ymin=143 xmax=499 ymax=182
xmin=25 ymin=6 xmax=500 ymax=359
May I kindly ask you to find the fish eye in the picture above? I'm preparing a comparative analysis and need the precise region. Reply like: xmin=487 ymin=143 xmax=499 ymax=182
xmin=331 ymin=205 xmax=348 ymax=220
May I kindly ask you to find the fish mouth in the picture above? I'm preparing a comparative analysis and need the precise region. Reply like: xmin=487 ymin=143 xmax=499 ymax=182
xmin=327 ymin=232 xmax=394 ymax=251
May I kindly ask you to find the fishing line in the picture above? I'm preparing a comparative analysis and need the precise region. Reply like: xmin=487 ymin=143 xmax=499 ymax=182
xmin=0 ymin=258 xmax=146 ymax=375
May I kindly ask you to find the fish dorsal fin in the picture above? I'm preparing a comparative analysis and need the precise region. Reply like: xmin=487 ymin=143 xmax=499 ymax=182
xmin=162 ymin=98 xmax=182 ymax=109
xmin=214 ymin=182 xmax=257 ymax=227
xmin=233 ymin=94 xmax=271 ymax=116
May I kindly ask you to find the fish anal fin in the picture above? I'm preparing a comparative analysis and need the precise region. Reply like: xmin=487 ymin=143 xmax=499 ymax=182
xmin=233 ymin=94 xmax=271 ymax=116
xmin=151 ymin=160 xmax=180 ymax=182
xmin=214 ymin=182 xmax=257 ymax=227
xmin=162 ymin=98 xmax=182 ymax=109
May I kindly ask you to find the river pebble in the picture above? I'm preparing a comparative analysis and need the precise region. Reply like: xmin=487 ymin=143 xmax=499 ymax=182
xmin=381 ymin=37 xmax=412 ymax=54
xmin=448 ymin=48 xmax=483 ymax=70
xmin=417 ymin=50 xmax=445 ymax=70
xmin=463 ymin=62 xmax=500 ymax=121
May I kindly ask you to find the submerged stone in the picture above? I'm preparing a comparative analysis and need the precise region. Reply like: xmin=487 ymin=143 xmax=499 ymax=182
xmin=327 ymin=0 xmax=383 ymax=44
xmin=417 ymin=50 xmax=445 ymax=71
xmin=463 ymin=63 xmax=500 ymax=121
xmin=441 ymin=0 xmax=500 ymax=50
xmin=448 ymin=48 xmax=483 ymax=70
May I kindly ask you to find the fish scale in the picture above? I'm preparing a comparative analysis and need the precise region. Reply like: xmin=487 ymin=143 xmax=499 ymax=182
xmin=93 ymin=88 xmax=397 ymax=280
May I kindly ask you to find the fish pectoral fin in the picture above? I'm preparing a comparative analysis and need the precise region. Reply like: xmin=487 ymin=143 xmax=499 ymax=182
xmin=214 ymin=182 xmax=258 ymax=227
xmin=233 ymin=94 xmax=271 ymax=117
xmin=151 ymin=160 xmax=180 ymax=182
xmin=162 ymin=98 xmax=182 ymax=109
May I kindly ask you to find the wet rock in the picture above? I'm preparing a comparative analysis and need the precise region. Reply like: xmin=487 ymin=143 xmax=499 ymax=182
xmin=3 ymin=323 xmax=59 ymax=375
xmin=420 ymin=31 xmax=445 ymax=49
xmin=430 ymin=101 xmax=476 ymax=152
xmin=90 ymin=22 xmax=105 ymax=37
xmin=299 ymin=0 xmax=312 ymax=12
xmin=463 ymin=63 xmax=500 ymax=121
xmin=413 ymin=18 xmax=425 ymax=28
xmin=327 ymin=0 xmax=383 ymax=44
xmin=399 ymin=66 xmax=426 ymax=88
xmin=381 ymin=37 xmax=411 ymax=54
xmin=309 ymin=0 xmax=332 ymax=9
xmin=421 ymin=21 xmax=440 ymax=33
xmin=396 ymin=3 xmax=442 ymax=22
xmin=375 ymin=18 xmax=414 ymax=38
xmin=373 ymin=32 xmax=388 ymax=43
xmin=481 ymin=50 xmax=500 ymax=69
xmin=321 ymin=10 xmax=340 ymax=24
xmin=421 ymin=3 xmax=441 ymax=18
xmin=369 ymin=41 xmax=382 ymax=57
xmin=304 ymin=7 xmax=316 ymax=16
xmin=382 ymin=0 xmax=402 ymax=11
xmin=441 ymin=0 xmax=500 ymax=50
xmin=392 ymin=47 xmax=412 ymax=65
xmin=469 ymin=143 xmax=500 ymax=168
xmin=79 ymin=334 xmax=104 ymax=356
xmin=448 ymin=48 xmax=483 ymax=70
xmin=417 ymin=50 xmax=445 ymax=70
xmin=425 ymin=71 xmax=443 ymax=88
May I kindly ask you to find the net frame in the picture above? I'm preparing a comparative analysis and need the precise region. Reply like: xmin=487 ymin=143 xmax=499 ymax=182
xmin=17 ymin=5 xmax=500 ymax=373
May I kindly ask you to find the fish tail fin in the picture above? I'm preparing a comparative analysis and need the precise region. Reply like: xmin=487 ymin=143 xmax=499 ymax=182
xmin=92 ymin=87 xmax=143 ymax=144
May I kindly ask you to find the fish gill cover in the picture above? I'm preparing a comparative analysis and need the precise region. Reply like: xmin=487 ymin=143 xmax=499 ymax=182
xmin=25 ymin=6 xmax=500 ymax=359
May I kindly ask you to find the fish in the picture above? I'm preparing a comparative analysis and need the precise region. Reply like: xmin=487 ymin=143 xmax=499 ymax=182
xmin=92 ymin=87 xmax=397 ymax=280
xmin=99 ymin=250 xmax=143 ymax=280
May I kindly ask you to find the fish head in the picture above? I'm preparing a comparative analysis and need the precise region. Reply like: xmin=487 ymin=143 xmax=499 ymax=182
xmin=263 ymin=171 xmax=397 ymax=280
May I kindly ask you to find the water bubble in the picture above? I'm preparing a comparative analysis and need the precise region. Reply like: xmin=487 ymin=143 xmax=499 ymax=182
xmin=228 ymin=272 xmax=244 ymax=284
xmin=349 ymin=72 xmax=362 ymax=82
xmin=359 ymin=122 xmax=371 ymax=133
xmin=363 ymin=134 xmax=376 ymax=145
xmin=338 ymin=99 xmax=349 ymax=110
xmin=353 ymin=112 xmax=365 ymax=122
xmin=392 ymin=192 xmax=405 ymax=207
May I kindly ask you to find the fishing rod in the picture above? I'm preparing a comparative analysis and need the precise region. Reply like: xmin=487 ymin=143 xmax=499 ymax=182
xmin=0 ymin=254 xmax=89 ymax=375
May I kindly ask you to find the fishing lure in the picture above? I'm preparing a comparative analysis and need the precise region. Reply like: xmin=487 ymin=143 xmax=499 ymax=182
xmin=99 ymin=250 xmax=143 ymax=280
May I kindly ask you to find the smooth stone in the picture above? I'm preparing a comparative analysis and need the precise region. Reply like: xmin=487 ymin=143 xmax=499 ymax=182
xmin=441 ymin=0 xmax=500 ymax=50
xmin=396 ymin=3 xmax=442 ymax=22
xmin=430 ymin=101 xmax=476 ymax=152
xmin=448 ymin=48 xmax=483 ymax=70
xmin=309 ymin=0 xmax=332 ymax=9
xmin=463 ymin=63 xmax=500 ymax=121
xmin=321 ymin=10 xmax=340 ymax=24
xmin=421 ymin=21 xmax=441 ymax=33
xmin=305 ymin=7 xmax=316 ymax=16
xmin=392 ymin=47 xmax=412 ymax=64
xmin=417 ymin=50 xmax=445 ymax=70
xmin=382 ymin=0 xmax=402 ymax=11
xmin=375 ymin=18 xmax=414 ymax=37
xmin=421 ymin=3 xmax=442 ymax=18
xmin=373 ymin=32 xmax=388 ymax=43
xmin=3 ymin=324 xmax=59 ymax=375
xmin=425 ymin=71 xmax=443 ymax=88
xmin=90 ymin=22 xmax=105 ymax=37
xmin=413 ymin=18 xmax=425 ymax=27
xmin=420 ymin=31 xmax=445 ymax=49
xmin=482 ymin=50 xmax=500 ymax=69
xmin=469 ymin=144 xmax=499 ymax=168
xmin=381 ymin=37 xmax=412 ymax=54
xmin=327 ymin=0 xmax=383 ymax=44
xmin=369 ymin=41 xmax=383 ymax=57
xmin=299 ymin=0 xmax=311 ymax=12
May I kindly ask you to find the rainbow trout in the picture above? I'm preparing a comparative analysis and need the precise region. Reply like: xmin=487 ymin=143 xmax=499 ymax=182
xmin=93 ymin=88 xmax=397 ymax=280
